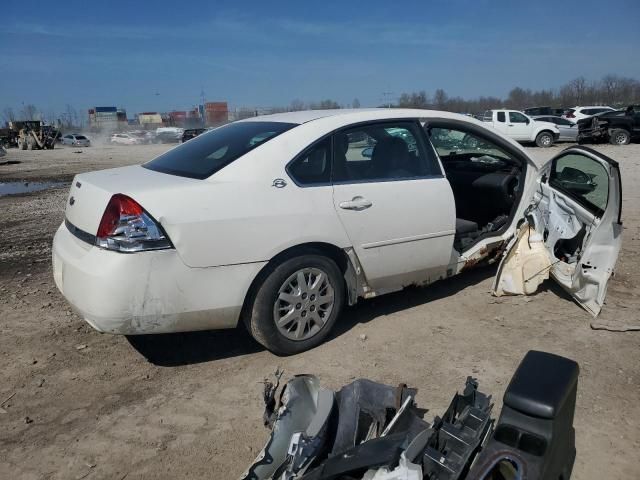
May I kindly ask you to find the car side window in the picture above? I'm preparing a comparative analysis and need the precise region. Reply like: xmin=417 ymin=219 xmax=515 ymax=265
xmin=429 ymin=128 xmax=515 ymax=165
xmin=509 ymin=112 xmax=528 ymax=123
xmin=332 ymin=122 xmax=440 ymax=183
xmin=497 ymin=112 xmax=506 ymax=122
xmin=288 ymin=138 xmax=331 ymax=186
xmin=549 ymin=153 xmax=609 ymax=216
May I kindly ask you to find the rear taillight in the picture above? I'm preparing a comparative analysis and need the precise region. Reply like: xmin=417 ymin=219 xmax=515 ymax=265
xmin=96 ymin=194 xmax=172 ymax=252
xmin=565 ymin=112 xmax=575 ymax=118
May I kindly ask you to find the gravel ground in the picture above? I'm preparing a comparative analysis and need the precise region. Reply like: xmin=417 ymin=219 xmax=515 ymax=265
xmin=0 ymin=142 xmax=639 ymax=479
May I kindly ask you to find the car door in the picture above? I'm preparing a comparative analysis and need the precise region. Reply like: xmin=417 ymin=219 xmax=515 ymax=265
xmin=491 ymin=111 xmax=509 ymax=136
xmin=494 ymin=146 xmax=622 ymax=316
xmin=331 ymin=120 xmax=456 ymax=291
xmin=551 ymin=117 xmax=578 ymax=141
xmin=560 ymin=118 xmax=578 ymax=141
xmin=507 ymin=112 xmax=531 ymax=140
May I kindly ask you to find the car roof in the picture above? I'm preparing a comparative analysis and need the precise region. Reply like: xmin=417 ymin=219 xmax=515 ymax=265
xmin=239 ymin=108 xmax=481 ymax=125
xmin=574 ymin=106 xmax=613 ymax=110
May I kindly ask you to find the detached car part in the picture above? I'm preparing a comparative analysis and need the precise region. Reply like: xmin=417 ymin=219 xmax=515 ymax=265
xmin=240 ymin=375 xmax=335 ymax=480
xmin=241 ymin=351 xmax=578 ymax=480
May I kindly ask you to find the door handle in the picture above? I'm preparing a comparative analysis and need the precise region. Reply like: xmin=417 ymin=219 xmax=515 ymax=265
xmin=339 ymin=196 xmax=372 ymax=211
xmin=508 ymin=124 xmax=514 ymax=127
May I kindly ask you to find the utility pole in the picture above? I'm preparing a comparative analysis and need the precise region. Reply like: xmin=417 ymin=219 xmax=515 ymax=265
xmin=381 ymin=91 xmax=395 ymax=108
xmin=200 ymin=87 xmax=206 ymax=126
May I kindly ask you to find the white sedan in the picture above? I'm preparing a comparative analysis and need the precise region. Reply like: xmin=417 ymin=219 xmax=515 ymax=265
xmin=61 ymin=134 xmax=91 ymax=147
xmin=109 ymin=133 xmax=143 ymax=145
xmin=53 ymin=109 xmax=622 ymax=354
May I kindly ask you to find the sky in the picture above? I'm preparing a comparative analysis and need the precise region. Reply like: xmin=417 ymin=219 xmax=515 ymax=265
xmin=2 ymin=0 xmax=639 ymax=118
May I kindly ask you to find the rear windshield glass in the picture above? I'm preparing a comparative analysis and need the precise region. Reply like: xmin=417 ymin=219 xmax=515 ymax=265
xmin=144 ymin=121 xmax=296 ymax=179
xmin=75 ymin=135 xmax=87 ymax=140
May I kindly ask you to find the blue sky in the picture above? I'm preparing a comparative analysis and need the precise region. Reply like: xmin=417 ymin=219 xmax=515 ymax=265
xmin=2 ymin=0 xmax=639 ymax=117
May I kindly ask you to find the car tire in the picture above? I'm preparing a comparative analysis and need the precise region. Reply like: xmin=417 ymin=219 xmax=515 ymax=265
xmin=246 ymin=253 xmax=344 ymax=355
xmin=535 ymin=131 xmax=554 ymax=148
xmin=609 ymin=129 xmax=630 ymax=146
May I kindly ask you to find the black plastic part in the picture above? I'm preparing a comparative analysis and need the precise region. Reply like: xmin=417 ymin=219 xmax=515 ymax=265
xmin=329 ymin=379 xmax=418 ymax=457
xmin=300 ymin=432 xmax=408 ymax=480
xmin=468 ymin=350 xmax=579 ymax=480
xmin=503 ymin=350 xmax=579 ymax=420
xmin=422 ymin=377 xmax=493 ymax=480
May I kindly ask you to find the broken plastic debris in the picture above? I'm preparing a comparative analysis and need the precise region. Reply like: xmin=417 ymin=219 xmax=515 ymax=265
xmin=240 ymin=351 xmax=580 ymax=480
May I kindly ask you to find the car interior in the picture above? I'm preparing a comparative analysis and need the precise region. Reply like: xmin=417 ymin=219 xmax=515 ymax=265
xmin=427 ymin=127 xmax=524 ymax=252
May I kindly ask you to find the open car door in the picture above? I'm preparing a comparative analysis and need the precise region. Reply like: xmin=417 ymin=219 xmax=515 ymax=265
xmin=493 ymin=146 xmax=622 ymax=316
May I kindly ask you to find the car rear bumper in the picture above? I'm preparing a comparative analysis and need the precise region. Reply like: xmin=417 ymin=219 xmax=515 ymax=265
xmin=52 ymin=222 xmax=266 ymax=335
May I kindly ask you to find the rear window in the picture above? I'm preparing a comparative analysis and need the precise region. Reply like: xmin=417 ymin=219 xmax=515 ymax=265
xmin=144 ymin=121 xmax=296 ymax=179
xmin=75 ymin=135 xmax=87 ymax=140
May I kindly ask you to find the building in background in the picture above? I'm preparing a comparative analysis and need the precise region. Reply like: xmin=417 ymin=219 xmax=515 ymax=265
xmin=137 ymin=112 xmax=163 ymax=128
xmin=205 ymin=102 xmax=229 ymax=126
xmin=168 ymin=111 xmax=187 ymax=127
xmin=88 ymin=107 xmax=128 ymax=131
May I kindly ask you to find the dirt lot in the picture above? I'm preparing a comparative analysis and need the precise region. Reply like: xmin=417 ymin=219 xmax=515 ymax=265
xmin=1 ymin=142 xmax=639 ymax=480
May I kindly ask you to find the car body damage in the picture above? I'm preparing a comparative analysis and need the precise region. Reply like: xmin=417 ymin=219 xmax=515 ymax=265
xmin=494 ymin=146 xmax=622 ymax=316
xmin=240 ymin=375 xmax=335 ymax=480
xmin=242 ymin=350 xmax=579 ymax=480
xmin=493 ymin=223 xmax=552 ymax=296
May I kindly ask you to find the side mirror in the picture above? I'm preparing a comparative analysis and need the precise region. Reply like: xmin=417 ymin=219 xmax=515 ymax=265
xmin=526 ymin=119 xmax=530 ymax=125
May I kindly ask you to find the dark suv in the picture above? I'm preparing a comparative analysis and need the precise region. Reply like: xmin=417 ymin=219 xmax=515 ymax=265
xmin=578 ymin=105 xmax=640 ymax=145
xmin=181 ymin=128 xmax=207 ymax=143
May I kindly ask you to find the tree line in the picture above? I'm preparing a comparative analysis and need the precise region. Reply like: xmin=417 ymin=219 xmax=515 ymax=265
xmin=394 ymin=74 xmax=640 ymax=113
xmin=5 ymin=74 xmax=639 ymax=126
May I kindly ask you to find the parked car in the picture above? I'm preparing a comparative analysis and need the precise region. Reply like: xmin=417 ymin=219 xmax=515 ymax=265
xmin=61 ymin=134 xmax=91 ymax=147
xmin=524 ymin=106 xmax=565 ymax=117
xmin=562 ymin=106 xmax=615 ymax=123
xmin=532 ymin=115 xmax=579 ymax=142
xmin=482 ymin=109 xmax=560 ymax=147
xmin=181 ymin=128 xmax=207 ymax=143
xmin=53 ymin=109 xmax=622 ymax=354
xmin=129 ymin=130 xmax=154 ymax=144
xmin=577 ymin=105 xmax=640 ymax=145
xmin=109 ymin=133 xmax=142 ymax=145
xmin=155 ymin=127 xmax=184 ymax=143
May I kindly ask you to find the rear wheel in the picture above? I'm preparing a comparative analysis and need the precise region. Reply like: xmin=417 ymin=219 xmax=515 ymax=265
xmin=609 ymin=129 xmax=630 ymax=145
xmin=535 ymin=131 xmax=554 ymax=148
xmin=246 ymin=254 xmax=344 ymax=355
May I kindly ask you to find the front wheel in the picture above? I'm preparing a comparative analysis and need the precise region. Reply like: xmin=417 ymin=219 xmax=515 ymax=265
xmin=535 ymin=132 xmax=554 ymax=148
xmin=609 ymin=129 xmax=630 ymax=145
xmin=246 ymin=254 xmax=344 ymax=355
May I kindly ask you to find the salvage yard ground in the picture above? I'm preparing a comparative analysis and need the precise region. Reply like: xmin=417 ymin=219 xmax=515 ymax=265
xmin=1 ymin=142 xmax=639 ymax=479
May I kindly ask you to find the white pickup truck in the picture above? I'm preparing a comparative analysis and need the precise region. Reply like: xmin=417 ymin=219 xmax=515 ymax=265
xmin=482 ymin=109 xmax=560 ymax=147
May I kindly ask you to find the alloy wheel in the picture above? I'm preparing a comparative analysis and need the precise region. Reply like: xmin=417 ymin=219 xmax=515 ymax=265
xmin=273 ymin=268 xmax=335 ymax=341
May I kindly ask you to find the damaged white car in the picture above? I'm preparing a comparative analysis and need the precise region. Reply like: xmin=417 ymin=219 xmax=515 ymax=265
xmin=52 ymin=109 xmax=622 ymax=354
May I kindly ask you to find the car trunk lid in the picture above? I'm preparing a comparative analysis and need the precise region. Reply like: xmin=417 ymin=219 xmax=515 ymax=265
xmin=64 ymin=165 xmax=199 ymax=238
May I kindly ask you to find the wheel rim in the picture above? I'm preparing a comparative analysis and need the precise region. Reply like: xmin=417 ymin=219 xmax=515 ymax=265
xmin=541 ymin=135 xmax=551 ymax=146
xmin=615 ymin=133 xmax=627 ymax=144
xmin=273 ymin=267 xmax=335 ymax=341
